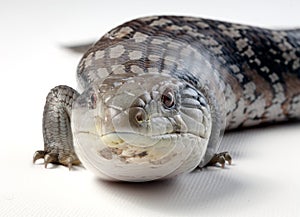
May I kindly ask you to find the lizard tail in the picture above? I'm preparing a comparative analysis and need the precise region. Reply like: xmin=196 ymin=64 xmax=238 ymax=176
xmin=62 ymin=42 xmax=95 ymax=53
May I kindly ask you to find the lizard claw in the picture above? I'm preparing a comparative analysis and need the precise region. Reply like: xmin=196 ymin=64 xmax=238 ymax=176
xmin=65 ymin=157 xmax=74 ymax=171
xmin=44 ymin=153 xmax=59 ymax=168
xmin=33 ymin=149 xmax=80 ymax=169
xmin=207 ymin=152 xmax=232 ymax=168
xmin=224 ymin=152 xmax=232 ymax=165
xmin=58 ymin=155 xmax=81 ymax=170
xmin=33 ymin=150 xmax=45 ymax=163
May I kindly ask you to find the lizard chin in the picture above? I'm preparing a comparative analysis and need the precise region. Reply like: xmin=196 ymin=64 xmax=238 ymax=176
xmin=71 ymin=84 xmax=210 ymax=181
xmin=73 ymin=130 xmax=208 ymax=182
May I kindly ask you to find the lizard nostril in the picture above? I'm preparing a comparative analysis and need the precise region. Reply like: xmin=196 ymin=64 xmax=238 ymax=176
xmin=135 ymin=110 xmax=145 ymax=123
xmin=129 ymin=107 xmax=147 ymax=127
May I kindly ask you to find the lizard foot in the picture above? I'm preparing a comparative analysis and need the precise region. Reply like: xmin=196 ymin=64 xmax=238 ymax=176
xmin=206 ymin=152 xmax=232 ymax=168
xmin=33 ymin=149 xmax=80 ymax=170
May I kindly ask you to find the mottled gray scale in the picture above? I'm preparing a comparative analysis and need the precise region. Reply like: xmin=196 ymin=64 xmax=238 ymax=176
xmin=181 ymin=87 xmax=199 ymax=99
xmin=181 ymin=98 xmax=202 ymax=108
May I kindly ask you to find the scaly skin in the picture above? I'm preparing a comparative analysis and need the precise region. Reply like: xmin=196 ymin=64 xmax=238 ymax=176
xmin=34 ymin=16 xmax=300 ymax=180
xmin=33 ymin=86 xmax=80 ymax=168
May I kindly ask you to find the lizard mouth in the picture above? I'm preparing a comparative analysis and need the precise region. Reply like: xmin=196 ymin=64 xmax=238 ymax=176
xmin=98 ymin=132 xmax=182 ymax=161
xmin=101 ymin=132 xmax=181 ymax=147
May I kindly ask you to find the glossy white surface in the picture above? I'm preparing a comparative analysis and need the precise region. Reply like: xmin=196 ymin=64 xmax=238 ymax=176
xmin=1 ymin=0 xmax=300 ymax=216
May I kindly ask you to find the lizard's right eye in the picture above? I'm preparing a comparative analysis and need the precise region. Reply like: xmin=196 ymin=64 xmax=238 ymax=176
xmin=161 ymin=88 xmax=175 ymax=109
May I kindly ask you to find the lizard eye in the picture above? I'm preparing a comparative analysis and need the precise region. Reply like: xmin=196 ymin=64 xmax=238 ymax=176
xmin=161 ymin=88 xmax=175 ymax=109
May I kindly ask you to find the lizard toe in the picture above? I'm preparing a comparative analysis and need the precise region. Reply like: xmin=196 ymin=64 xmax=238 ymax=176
xmin=33 ymin=150 xmax=45 ymax=163
xmin=44 ymin=153 xmax=59 ymax=168
xmin=206 ymin=152 xmax=232 ymax=168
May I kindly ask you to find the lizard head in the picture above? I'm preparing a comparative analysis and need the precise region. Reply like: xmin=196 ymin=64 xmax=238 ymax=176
xmin=71 ymin=73 xmax=212 ymax=181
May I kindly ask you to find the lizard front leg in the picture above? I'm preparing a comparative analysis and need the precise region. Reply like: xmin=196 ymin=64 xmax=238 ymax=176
xmin=33 ymin=85 xmax=80 ymax=169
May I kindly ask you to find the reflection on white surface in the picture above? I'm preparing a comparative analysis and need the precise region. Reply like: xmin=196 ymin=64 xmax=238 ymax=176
xmin=1 ymin=0 xmax=300 ymax=216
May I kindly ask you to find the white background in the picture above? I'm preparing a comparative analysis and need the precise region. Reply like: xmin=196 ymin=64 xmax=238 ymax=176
xmin=1 ymin=0 xmax=300 ymax=216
